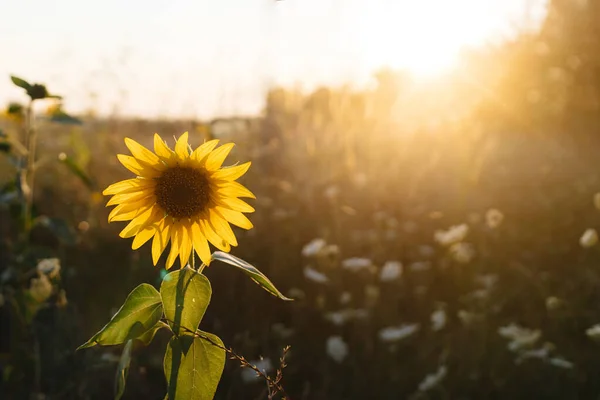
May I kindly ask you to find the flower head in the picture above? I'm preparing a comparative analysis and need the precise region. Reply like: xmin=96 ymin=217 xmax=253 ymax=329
xmin=103 ymin=132 xmax=254 ymax=269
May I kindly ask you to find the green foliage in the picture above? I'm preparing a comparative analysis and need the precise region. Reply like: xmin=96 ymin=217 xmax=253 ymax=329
xmin=137 ymin=320 xmax=169 ymax=346
xmin=163 ymin=332 xmax=226 ymax=400
xmin=58 ymin=153 xmax=94 ymax=189
xmin=10 ymin=75 xmax=61 ymax=100
xmin=160 ymin=267 xmax=211 ymax=336
xmin=10 ymin=75 xmax=32 ymax=91
xmin=212 ymin=251 xmax=292 ymax=300
xmin=78 ymin=284 xmax=163 ymax=349
xmin=114 ymin=339 xmax=133 ymax=400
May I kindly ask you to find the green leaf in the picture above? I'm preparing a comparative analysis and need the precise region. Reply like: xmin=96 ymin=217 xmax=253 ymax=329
xmin=10 ymin=75 xmax=32 ymax=91
xmin=160 ymin=267 xmax=211 ymax=336
xmin=211 ymin=251 xmax=292 ymax=301
xmin=49 ymin=110 xmax=82 ymax=125
xmin=114 ymin=339 xmax=133 ymax=400
xmin=60 ymin=154 xmax=94 ymax=189
xmin=137 ymin=320 xmax=170 ymax=346
xmin=163 ymin=332 xmax=225 ymax=400
xmin=78 ymin=284 xmax=163 ymax=349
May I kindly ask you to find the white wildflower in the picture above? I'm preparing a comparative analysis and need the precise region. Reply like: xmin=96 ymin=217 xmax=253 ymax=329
xmin=325 ymin=310 xmax=352 ymax=326
xmin=341 ymin=258 xmax=374 ymax=273
xmin=29 ymin=273 xmax=53 ymax=303
xmin=486 ymin=209 xmax=504 ymax=229
xmin=515 ymin=344 xmax=552 ymax=364
xmin=303 ymin=267 xmax=329 ymax=284
xmin=241 ymin=358 xmax=273 ymax=383
xmin=323 ymin=244 xmax=340 ymax=257
xmin=378 ymin=324 xmax=420 ymax=343
xmin=458 ymin=310 xmax=482 ymax=326
xmin=545 ymin=296 xmax=562 ymax=311
xmin=434 ymin=224 xmax=469 ymax=246
xmin=339 ymin=291 xmax=352 ymax=305
xmin=326 ymin=336 xmax=348 ymax=363
xmin=302 ymin=238 xmax=327 ymax=257
xmin=449 ymin=242 xmax=475 ymax=263
xmin=580 ymin=228 xmax=598 ymax=248
xmin=431 ymin=309 xmax=447 ymax=331
xmin=418 ymin=366 xmax=447 ymax=392
xmin=585 ymin=324 xmax=600 ymax=340
xmin=380 ymin=261 xmax=402 ymax=282
xmin=498 ymin=323 xmax=541 ymax=351
xmin=548 ymin=357 xmax=574 ymax=369
xmin=37 ymin=258 xmax=61 ymax=278
xmin=325 ymin=309 xmax=368 ymax=326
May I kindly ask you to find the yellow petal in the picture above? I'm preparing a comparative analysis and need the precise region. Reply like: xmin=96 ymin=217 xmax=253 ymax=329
xmin=103 ymin=178 xmax=154 ymax=196
xmin=209 ymin=209 xmax=238 ymax=246
xmin=117 ymin=154 xmax=161 ymax=177
xmin=132 ymin=224 xmax=157 ymax=250
xmin=178 ymin=222 xmax=193 ymax=268
xmin=125 ymin=137 xmax=161 ymax=165
xmin=191 ymin=222 xmax=212 ymax=266
xmin=174 ymin=132 xmax=189 ymax=159
xmin=190 ymin=139 xmax=219 ymax=164
xmin=166 ymin=224 xmax=181 ymax=270
xmin=215 ymin=206 xmax=253 ymax=230
xmin=212 ymin=162 xmax=251 ymax=181
xmin=217 ymin=197 xmax=255 ymax=213
xmin=154 ymin=133 xmax=176 ymax=165
xmin=216 ymin=181 xmax=256 ymax=199
xmin=152 ymin=218 xmax=172 ymax=265
xmin=106 ymin=189 xmax=153 ymax=207
xmin=119 ymin=207 xmax=157 ymax=238
xmin=108 ymin=201 xmax=152 ymax=222
xmin=199 ymin=218 xmax=231 ymax=252
xmin=205 ymin=143 xmax=234 ymax=171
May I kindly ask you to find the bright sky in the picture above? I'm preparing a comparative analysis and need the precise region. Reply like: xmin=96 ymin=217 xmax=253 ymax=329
xmin=0 ymin=0 xmax=547 ymax=119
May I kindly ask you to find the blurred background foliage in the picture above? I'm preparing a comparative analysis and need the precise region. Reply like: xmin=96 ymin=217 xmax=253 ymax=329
xmin=4 ymin=0 xmax=600 ymax=398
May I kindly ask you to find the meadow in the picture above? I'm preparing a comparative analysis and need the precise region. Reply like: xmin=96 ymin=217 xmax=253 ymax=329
xmin=4 ymin=1 xmax=600 ymax=399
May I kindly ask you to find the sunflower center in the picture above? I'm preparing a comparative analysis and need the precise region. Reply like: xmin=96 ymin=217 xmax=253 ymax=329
xmin=155 ymin=166 xmax=210 ymax=219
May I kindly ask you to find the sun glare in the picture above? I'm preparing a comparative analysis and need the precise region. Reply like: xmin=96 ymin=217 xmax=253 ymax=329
xmin=356 ymin=0 xmax=544 ymax=78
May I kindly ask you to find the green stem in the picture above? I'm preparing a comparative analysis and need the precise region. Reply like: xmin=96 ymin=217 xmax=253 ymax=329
xmin=197 ymin=264 xmax=206 ymax=274
xmin=22 ymin=99 xmax=36 ymax=234
xmin=189 ymin=252 xmax=195 ymax=270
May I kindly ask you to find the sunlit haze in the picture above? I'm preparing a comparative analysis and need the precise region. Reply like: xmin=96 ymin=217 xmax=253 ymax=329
xmin=0 ymin=0 xmax=547 ymax=119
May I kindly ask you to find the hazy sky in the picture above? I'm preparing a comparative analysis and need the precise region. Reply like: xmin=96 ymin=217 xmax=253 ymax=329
xmin=0 ymin=0 xmax=547 ymax=119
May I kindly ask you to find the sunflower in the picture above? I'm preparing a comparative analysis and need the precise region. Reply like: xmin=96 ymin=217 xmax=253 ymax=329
xmin=103 ymin=132 xmax=255 ymax=269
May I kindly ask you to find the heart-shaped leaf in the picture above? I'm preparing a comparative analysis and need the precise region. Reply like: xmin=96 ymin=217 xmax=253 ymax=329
xmin=163 ymin=332 xmax=225 ymax=400
xmin=211 ymin=251 xmax=292 ymax=301
xmin=78 ymin=284 xmax=163 ymax=349
xmin=160 ymin=267 xmax=211 ymax=336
